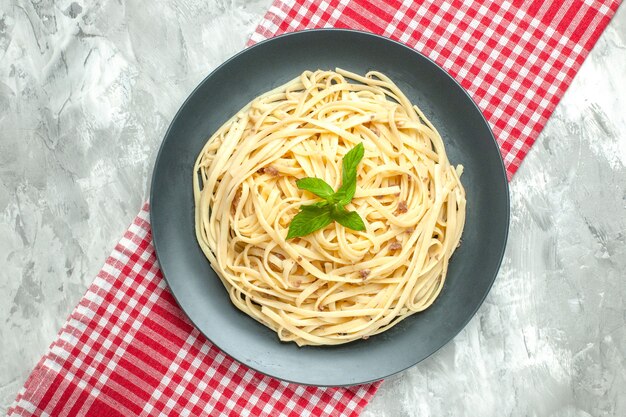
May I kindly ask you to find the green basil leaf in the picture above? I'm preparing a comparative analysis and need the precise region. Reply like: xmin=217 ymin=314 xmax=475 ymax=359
xmin=286 ymin=205 xmax=334 ymax=239
xmin=331 ymin=206 xmax=366 ymax=232
xmin=296 ymin=177 xmax=335 ymax=200
xmin=287 ymin=143 xmax=366 ymax=238
xmin=334 ymin=142 xmax=364 ymax=205
xmin=342 ymin=142 xmax=365 ymax=181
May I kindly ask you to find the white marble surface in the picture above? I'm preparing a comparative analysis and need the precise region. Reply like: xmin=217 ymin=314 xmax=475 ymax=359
xmin=0 ymin=1 xmax=624 ymax=415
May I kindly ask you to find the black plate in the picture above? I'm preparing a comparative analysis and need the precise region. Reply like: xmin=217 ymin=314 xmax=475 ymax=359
xmin=151 ymin=29 xmax=509 ymax=386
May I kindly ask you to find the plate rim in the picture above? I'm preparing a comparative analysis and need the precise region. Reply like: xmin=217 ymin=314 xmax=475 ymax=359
xmin=150 ymin=28 xmax=510 ymax=386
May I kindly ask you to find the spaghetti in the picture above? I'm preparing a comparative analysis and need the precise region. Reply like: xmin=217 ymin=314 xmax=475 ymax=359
xmin=193 ymin=69 xmax=466 ymax=346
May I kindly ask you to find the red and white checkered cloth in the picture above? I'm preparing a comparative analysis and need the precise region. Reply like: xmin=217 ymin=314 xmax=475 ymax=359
xmin=9 ymin=1 xmax=620 ymax=416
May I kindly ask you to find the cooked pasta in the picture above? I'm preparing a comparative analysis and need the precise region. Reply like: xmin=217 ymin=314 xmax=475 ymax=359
xmin=193 ymin=69 xmax=466 ymax=346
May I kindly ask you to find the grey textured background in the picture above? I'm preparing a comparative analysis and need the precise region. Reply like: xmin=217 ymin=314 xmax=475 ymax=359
xmin=0 ymin=1 xmax=624 ymax=415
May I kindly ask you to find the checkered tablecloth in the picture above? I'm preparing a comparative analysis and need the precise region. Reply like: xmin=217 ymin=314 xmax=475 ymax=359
xmin=8 ymin=1 xmax=620 ymax=416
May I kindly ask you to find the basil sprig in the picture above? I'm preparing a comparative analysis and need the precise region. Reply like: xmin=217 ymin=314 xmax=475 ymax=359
xmin=287 ymin=143 xmax=366 ymax=239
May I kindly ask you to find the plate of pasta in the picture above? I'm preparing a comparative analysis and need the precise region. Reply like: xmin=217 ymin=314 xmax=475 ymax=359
xmin=151 ymin=29 xmax=509 ymax=386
